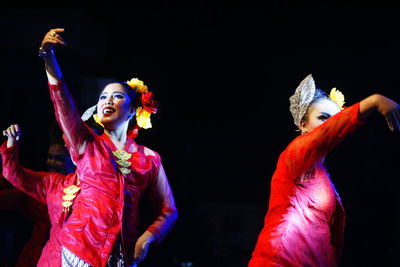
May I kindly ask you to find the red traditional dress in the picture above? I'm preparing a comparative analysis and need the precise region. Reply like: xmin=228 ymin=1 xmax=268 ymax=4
xmin=1 ymin=79 xmax=178 ymax=267
xmin=249 ymin=103 xmax=363 ymax=267
xmin=0 ymin=144 xmax=77 ymax=266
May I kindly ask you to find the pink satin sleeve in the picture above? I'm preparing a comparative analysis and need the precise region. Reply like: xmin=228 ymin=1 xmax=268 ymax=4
xmin=48 ymin=80 xmax=93 ymax=162
xmin=145 ymin=157 xmax=178 ymax=243
xmin=284 ymin=102 xmax=364 ymax=179
xmin=0 ymin=142 xmax=52 ymax=204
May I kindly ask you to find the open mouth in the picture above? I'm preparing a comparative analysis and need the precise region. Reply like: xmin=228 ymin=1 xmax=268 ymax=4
xmin=102 ymin=106 xmax=116 ymax=115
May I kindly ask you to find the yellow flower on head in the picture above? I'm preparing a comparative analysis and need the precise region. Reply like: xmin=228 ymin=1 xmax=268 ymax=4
xmin=136 ymin=107 xmax=152 ymax=129
xmin=127 ymin=78 xmax=148 ymax=93
xmin=329 ymin=88 xmax=345 ymax=110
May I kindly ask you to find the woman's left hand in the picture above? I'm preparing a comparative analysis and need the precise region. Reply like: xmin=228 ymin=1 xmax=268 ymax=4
xmin=132 ymin=231 xmax=155 ymax=265
xmin=375 ymin=95 xmax=400 ymax=132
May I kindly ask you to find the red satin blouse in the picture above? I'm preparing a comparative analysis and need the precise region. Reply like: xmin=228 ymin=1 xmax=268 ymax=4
xmin=1 ymin=143 xmax=76 ymax=267
xmin=249 ymin=103 xmax=363 ymax=267
xmin=1 ymin=79 xmax=178 ymax=267
xmin=48 ymin=80 xmax=178 ymax=267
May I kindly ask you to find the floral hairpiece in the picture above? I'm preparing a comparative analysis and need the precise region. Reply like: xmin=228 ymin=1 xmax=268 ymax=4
xmin=80 ymin=78 xmax=158 ymax=133
xmin=126 ymin=78 xmax=158 ymax=129
xmin=290 ymin=75 xmax=347 ymax=129
xmin=329 ymin=88 xmax=345 ymax=110
xmin=127 ymin=78 xmax=148 ymax=94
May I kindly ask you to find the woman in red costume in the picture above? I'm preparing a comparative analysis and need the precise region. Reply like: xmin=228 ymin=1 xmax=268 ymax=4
xmin=249 ymin=74 xmax=400 ymax=267
xmin=1 ymin=126 xmax=74 ymax=267
xmin=0 ymin=132 xmax=74 ymax=267
xmin=2 ymin=28 xmax=178 ymax=267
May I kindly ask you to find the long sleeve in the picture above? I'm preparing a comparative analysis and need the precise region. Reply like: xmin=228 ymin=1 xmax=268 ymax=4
xmin=145 ymin=163 xmax=178 ymax=243
xmin=48 ymin=80 xmax=93 ymax=162
xmin=0 ymin=142 xmax=52 ymax=204
xmin=284 ymin=102 xmax=364 ymax=179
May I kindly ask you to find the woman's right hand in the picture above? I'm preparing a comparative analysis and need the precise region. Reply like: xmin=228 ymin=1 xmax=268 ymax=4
xmin=40 ymin=28 xmax=67 ymax=52
xmin=3 ymin=124 xmax=21 ymax=148
xmin=360 ymin=94 xmax=400 ymax=132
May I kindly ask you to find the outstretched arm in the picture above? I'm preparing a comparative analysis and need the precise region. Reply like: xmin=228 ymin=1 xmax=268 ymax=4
xmin=285 ymin=94 xmax=400 ymax=179
xmin=359 ymin=94 xmax=400 ymax=132
xmin=285 ymin=102 xmax=364 ymax=178
xmin=40 ymin=29 xmax=92 ymax=160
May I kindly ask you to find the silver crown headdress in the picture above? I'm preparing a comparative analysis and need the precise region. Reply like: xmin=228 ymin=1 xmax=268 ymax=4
xmin=289 ymin=74 xmax=316 ymax=128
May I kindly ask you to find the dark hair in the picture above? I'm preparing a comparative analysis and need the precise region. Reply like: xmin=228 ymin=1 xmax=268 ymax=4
xmin=300 ymin=88 xmax=331 ymax=123
xmin=113 ymin=82 xmax=141 ymax=108
xmin=98 ymin=81 xmax=141 ymax=108
xmin=87 ymin=81 xmax=141 ymax=134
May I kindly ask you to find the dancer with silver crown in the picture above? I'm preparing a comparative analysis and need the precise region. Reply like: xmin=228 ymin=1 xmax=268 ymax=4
xmin=249 ymin=74 xmax=400 ymax=267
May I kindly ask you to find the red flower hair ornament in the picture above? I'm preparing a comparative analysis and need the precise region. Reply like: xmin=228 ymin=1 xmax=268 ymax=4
xmin=126 ymin=78 xmax=158 ymax=129
xmin=81 ymin=78 xmax=158 ymax=136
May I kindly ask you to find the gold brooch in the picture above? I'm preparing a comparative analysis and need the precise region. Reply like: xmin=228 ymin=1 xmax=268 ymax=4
xmin=112 ymin=149 xmax=132 ymax=175
xmin=62 ymin=185 xmax=80 ymax=212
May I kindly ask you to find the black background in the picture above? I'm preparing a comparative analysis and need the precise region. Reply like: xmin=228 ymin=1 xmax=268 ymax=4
xmin=0 ymin=8 xmax=399 ymax=267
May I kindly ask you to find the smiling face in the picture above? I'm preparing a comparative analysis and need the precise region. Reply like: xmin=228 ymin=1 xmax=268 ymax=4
xmin=96 ymin=83 xmax=135 ymax=131
xmin=300 ymin=98 xmax=341 ymax=134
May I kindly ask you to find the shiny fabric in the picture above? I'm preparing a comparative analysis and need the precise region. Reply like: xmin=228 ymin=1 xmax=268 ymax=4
xmin=48 ymin=80 xmax=178 ymax=267
xmin=249 ymin=103 xmax=363 ymax=267
xmin=0 ymin=144 xmax=77 ymax=266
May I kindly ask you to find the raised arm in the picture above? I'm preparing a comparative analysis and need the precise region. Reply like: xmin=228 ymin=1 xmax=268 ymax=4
xmin=40 ymin=29 xmax=92 ymax=160
xmin=1 ymin=124 xmax=52 ymax=204
xmin=285 ymin=102 xmax=364 ymax=178
xmin=285 ymin=94 xmax=399 ymax=179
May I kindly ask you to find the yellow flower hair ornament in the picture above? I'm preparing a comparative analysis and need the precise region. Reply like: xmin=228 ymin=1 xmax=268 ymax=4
xmin=126 ymin=78 xmax=158 ymax=129
xmin=329 ymin=88 xmax=345 ymax=110
xmin=127 ymin=78 xmax=148 ymax=94
xmin=136 ymin=107 xmax=152 ymax=129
